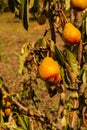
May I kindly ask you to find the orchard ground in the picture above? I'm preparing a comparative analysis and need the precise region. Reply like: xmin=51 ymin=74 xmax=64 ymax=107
xmin=0 ymin=12 xmax=64 ymax=113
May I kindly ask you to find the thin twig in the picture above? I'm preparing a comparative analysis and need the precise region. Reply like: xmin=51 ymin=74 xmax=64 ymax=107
xmin=1 ymin=87 xmax=45 ymax=122
xmin=1 ymin=88 xmax=28 ymax=112
xmin=59 ymin=9 xmax=68 ymax=23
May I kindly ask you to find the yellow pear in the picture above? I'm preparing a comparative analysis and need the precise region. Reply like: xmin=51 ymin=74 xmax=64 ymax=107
xmin=38 ymin=57 xmax=61 ymax=85
xmin=63 ymin=22 xmax=81 ymax=45
xmin=71 ymin=0 xmax=87 ymax=10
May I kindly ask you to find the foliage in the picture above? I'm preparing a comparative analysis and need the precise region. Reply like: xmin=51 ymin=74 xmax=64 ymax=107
xmin=1 ymin=0 xmax=87 ymax=129
xmin=0 ymin=0 xmax=9 ymax=12
xmin=0 ymin=77 xmax=30 ymax=130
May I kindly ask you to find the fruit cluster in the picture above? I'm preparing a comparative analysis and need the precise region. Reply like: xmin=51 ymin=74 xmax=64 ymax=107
xmin=38 ymin=0 xmax=87 ymax=85
xmin=63 ymin=0 xmax=87 ymax=45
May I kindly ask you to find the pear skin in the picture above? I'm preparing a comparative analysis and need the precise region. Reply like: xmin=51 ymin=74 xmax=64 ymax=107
xmin=63 ymin=23 xmax=81 ymax=45
xmin=39 ymin=57 xmax=61 ymax=85
xmin=71 ymin=0 xmax=87 ymax=10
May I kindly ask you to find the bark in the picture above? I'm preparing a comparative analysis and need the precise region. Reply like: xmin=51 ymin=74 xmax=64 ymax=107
xmin=48 ymin=1 xmax=56 ymax=43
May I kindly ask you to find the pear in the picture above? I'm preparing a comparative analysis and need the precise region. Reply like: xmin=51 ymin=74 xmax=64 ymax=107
xmin=63 ymin=22 xmax=81 ymax=45
xmin=71 ymin=0 xmax=87 ymax=10
xmin=39 ymin=57 xmax=61 ymax=85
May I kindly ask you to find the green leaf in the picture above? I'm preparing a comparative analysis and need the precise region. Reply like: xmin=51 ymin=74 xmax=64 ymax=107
xmin=82 ymin=72 xmax=87 ymax=84
xmin=22 ymin=0 xmax=29 ymax=30
xmin=80 ymin=63 xmax=87 ymax=83
xmin=18 ymin=54 xmax=26 ymax=74
xmin=0 ymin=77 xmax=3 ymax=88
xmin=65 ymin=0 xmax=70 ymax=11
xmin=65 ymin=48 xmax=80 ymax=76
xmin=82 ymin=12 xmax=87 ymax=20
xmin=29 ymin=0 xmax=34 ymax=9
xmin=60 ymin=116 xmax=67 ymax=128
xmin=24 ymin=115 xmax=30 ymax=129
xmin=35 ymin=37 xmax=47 ymax=48
xmin=18 ymin=115 xmax=27 ymax=130
xmin=15 ymin=127 xmax=25 ymax=130
xmin=61 ymin=67 xmax=70 ymax=88
xmin=86 ymin=17 xmax=87 ymax=35
xmin=54 ymin=46 xmax=65 ymax=67
xmin=7 ymin=113 xmax=17 ymax=129
xmin=0 ymin=113 xmax=4 ymax=123
xmin=18 ymin=42 xmax=30 ymax=74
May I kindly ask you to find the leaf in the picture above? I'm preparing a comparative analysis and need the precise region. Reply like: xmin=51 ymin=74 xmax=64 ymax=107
xmin=22 ymin=0 xmax=29 ymax=30
xmin=4 ymin=122 xmax=17 ymax=130
xmin=54 ymin=46 xmax=65 ymax=67
xmin=82 ymin=19 xmax=86 ymax=41
xmin=24 ymin=115 xmax=30 ymax=129
xmin=80 ymin=63 xmax=87 ymax=83
xmin=61 ymin=67 xmax=70 ymax=88
xmin=15 ymin=127 xmax=25 ymax=130
xmin=60 ymin=116 xmax=67 ymax=127
xmin=18 ymin=115 xmax=28 ymax=130
xmin=35 ymin=37 xmax=48 ymax=48
xmin=15 ymin=0 xmax=21 ymax=5
xmin=29 ymin=0 xmax=34 ymax=9
xmin=8 ymin=113 xmax=17 ymax=129
xmin=82 ymin=72 xmax=87 ymax=84
xmin=8 ymin=0 xmax=15 ymax=13
xmin=65 ymin=0 xmax=70 ymax=11
xmin=43 ymin=0 xmax=48 ymax=8
xmin=1 ymin=113 xmax=17 ymax=130
xmin=86 ymin=17 xmax=87 ymax=35
xmin=82 ymin=12 xmax=87 ymax=20
xmin=0 ymin=77 xmax=3 ymax=88
xmin=0 ymin=113 xmax=4 ymax=123
xmin=18 ymin=54 xmax=26 ymax=74
xmin=65 ymin=48 xmax=80 ymax=76
xmin=18 ymin=42 xmax=30 ymax=74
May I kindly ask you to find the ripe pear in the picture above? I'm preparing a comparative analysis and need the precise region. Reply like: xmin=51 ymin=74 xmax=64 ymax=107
xmin=71 ymin=0 xmax=87 ymax=10
xmin=38 ymin=57 xmax=61 ymax=85
xmin=63 ymin=22 xmax=81 ymax=45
